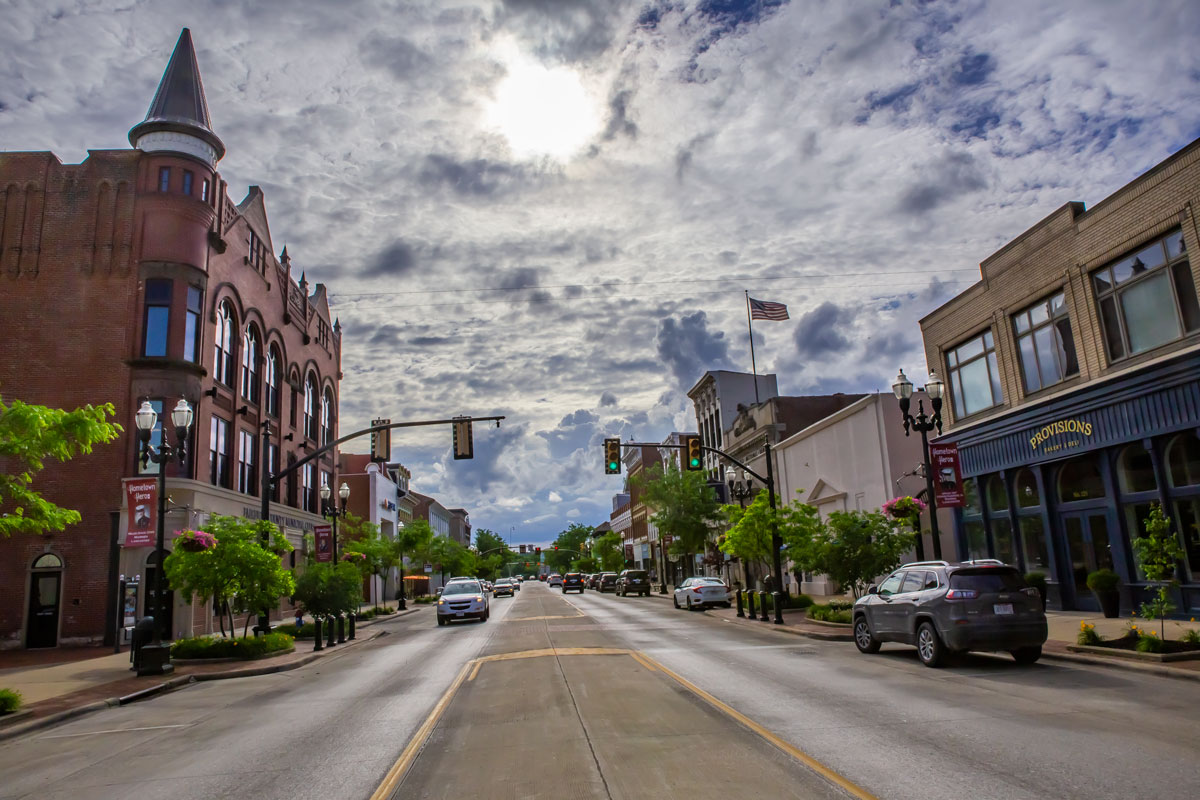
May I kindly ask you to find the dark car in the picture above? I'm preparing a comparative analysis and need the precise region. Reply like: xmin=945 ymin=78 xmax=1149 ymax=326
xmin=616 ymin=569 xmax=650 ymax=597
xmin=597 ymin=572 xmax=618 ymax=593
xmin=562 ymin=572 xmax=585 ymax=593
xmin=493 ymin=579 xmax=515 ymax=597
xmin=586 ymin=573 xmax=602 ymax=589
xmin=852 ymin=560 xmax=1047 ymax=667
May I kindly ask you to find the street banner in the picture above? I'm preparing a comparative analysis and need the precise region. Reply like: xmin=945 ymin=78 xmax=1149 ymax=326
xmin=930 ymin=442 xmax=964 ymax=507
xmin=624 ymin=543 xmax=634 ymax=561
xmin=314 ymin=524 xmax=333 ymax=562
xmin=662 ymin=535 xmax=673 ymax=545
xmin=123 ymin=477 xmax=157 ymax=547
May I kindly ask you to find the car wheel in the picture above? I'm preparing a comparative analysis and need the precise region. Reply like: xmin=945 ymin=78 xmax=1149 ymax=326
xmin=723 ymin=601 xmax=732 ymax=608
xmin=1011 ymin=646 xmax=1042 ymax=665
xmin=673 ymin=596 xmax=680 ymax=609
xmin=916 ymin=621 xmax=945 ymax=667
xmin=437 ymin=616 xmax=447 ymax=627
xmin=853 ymin=616 xmax=881 ymax=654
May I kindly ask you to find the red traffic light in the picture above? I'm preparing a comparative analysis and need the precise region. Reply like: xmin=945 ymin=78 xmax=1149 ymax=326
xmin=554 ymin=545 xmax=558 ymax=551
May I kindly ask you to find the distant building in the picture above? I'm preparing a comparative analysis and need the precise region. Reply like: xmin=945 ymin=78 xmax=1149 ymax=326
xmin=687 ymin=371 xmax=778 ymax=478
xmin=339 ymin=454 xmax=414 ymax=605
xmin=447 ymin=508 xmax=471 ymax=547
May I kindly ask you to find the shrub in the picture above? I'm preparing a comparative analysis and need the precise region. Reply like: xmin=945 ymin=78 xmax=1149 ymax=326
xmin=784 ymin=593 xmax=813 ymax=609
xmin=273 ymin=622 xmax=315 ymax=638
xmin=413 ymin=595 xmax=438 ymax=605
xmin=1182 ymin=627 xmax=1200 ymax=645
xmin=373 ymin=606 xmax=395 ymax=615
xmin=1077 ymin=621 xmax=1102 ymax=646
xmin=1086 ymin=568 xmax=1120 ymax=592
xmin=356 ymin=609 xmax=376 ymax=621
xmin=0 ymin=688 xmax=21 ymax=715
xmin=807 ymin=602 xmax=853 ymax=624
xmin=171 ymin=632 xmax=293 ymax=660
xmin=1135 ymin=631 xmax=1165 ymax=653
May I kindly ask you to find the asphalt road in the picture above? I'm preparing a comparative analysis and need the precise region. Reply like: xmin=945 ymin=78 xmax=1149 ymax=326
xmin=2 ymin=582 xmax=1199 ymax=800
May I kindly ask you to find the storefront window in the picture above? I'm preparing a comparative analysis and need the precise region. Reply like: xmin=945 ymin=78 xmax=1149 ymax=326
xmin=1015 ymin=468 xmax=1040 ymax=508
xmin=992 ymin=517 xmax=1017 ymax=565
xmin=1057 ymin=456 xmax=1105 ymax=503
xmin=962 ymin=478 xmax=981 ymax=515
xmin=1117 ymin=443 xmax=1157 ymax=494
xmin=1125 ymin=502 xmax=1156 ymax=581
xmin=1170 ymin=498 xmax=1200 ymax=582
xmin=1019 ymin=516 xmax=1051 ymax=572
xmin=985 ymin=476 xmax=1008 ymax=514
xmin=964 ymin=521 xmax=988 ymax=561
xmin=1167 ymin=433 xmax=1200 ymax=488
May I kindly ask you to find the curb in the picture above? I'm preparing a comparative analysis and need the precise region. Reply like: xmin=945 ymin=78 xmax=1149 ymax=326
xmin=191 ymin=630 xmax=385 ymax=681
xmin=705 ymin=611 xmax=854 ymax=642
xmin=1039 ymin=649 xmax=1200 ymax=682
xmin=0 ymin=698 xmax=118 ymax=742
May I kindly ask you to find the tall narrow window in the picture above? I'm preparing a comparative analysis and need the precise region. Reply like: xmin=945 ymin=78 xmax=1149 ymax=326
xmin=158 ymin=166 xmax=170 ymax=192
xmin=142 ymin=279 xmax=172 ymax=357
xmin=241 ymin=326 xmax=260 ymax=403
xmin=1093 ymin=229 xmax=1199 ymax=360
xmin=210 ymin=416 xmax=230 ymax=487
xmin=213 ymin=301 xmax=235 ymax=386
xmin=237 ymin=429 xmax=257 ymax=496
xmin=321 ymin=389 xmax=334 ymax=445
xmin=301 ymin=463 xmax=315 ymax=512
xmin=201 ymin=178 xmax=210 ymax=202
xmin=947 ymin=329 xmax=1003 ymax=418
xmin=265 ymin=346 xmax=281 ymax=417
xmin=1013 ymin=291 xmax=1078 ymax=393
xmin=182 ymin=170 xmax=193 ymax=196
xmin=183 ymin=287 xmax=202 ymax=363
xmin=304 ymin=375 xmax=318 ymax=441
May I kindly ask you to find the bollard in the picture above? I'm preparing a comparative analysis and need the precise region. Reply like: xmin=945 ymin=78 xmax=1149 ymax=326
xmin=337 ymin=614 xmax=346 ymax=643
xmin=348 ymin=614 xmax=356 ymax=640
xmin=772 ymin=591 xmax=784 ymax=625
xmin=736 ymin=589 xmax=745 ymax=618
xmin=313 ymin=618 xmax=323 ymax=651
xmin=746 ymin=590 xmax=756 ymax=619
xmin=326 ymin=615 xmax=337 ymax=647
xmin=759 ymin=591 xmax=769 ymax=621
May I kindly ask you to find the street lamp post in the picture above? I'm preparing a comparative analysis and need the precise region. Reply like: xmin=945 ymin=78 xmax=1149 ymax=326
xmin=134 ymin=399 xmax=194 ymax=676
xmin=726 ymin=469 xmax=755 ymax=593
xmin=891 ymin=369 xmax=945 ymax=561
xmin=320 ymin=481 xmax=351 ymax=643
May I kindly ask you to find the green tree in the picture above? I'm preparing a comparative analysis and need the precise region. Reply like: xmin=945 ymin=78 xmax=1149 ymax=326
xmin=395 ymin=519 xmax=435 ymax=599
xmin=637 ymin=462 xmax=721 ymax=570
xmin=473 ymin=528 xmax=512 ymax=580
xmin=1132 ymin=503 xmax=1185 ymax=639
xmin=806 ymin=510 xmax=913 ymax=598
xmin=293 ymin=561 xmax=361 ymax=621
xmin=164 ymin=515 xmax=295 ymax=637
xmin=718 ymin=492 xmax=773 ymax=576
xmin=340 ymin=514 xmax=400 ymax=607
xmin=546 ymin=523 xmax=593 ymax=573
xmin=428 ymin=535 xmax=475 ymax=583
xmin=0 ymin=397 xmax=121 ymax=537
xmin=592 ymin=530 xmax=626 ymax=572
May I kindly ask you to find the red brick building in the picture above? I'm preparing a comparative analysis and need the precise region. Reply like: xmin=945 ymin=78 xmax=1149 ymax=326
xmin=0 ymin=29 xmax=341 ymax=648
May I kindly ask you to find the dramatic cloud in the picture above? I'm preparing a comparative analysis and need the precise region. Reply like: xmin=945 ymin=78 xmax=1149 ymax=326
xmin=5 ymin=0 xmax=1198 ymax=544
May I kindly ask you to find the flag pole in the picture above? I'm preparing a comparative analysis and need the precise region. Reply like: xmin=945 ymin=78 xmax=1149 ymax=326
xmin=745 ymin=290 xmax=760 ymax=404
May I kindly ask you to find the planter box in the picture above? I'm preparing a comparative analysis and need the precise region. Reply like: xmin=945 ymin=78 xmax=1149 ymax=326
xmin=1066 ymin=644 xmax=1200 ymax=663
xmin=804 ymin=616 xmax=853 ymax=629
xmin=172 ymin=645 xmax=295 ymax=666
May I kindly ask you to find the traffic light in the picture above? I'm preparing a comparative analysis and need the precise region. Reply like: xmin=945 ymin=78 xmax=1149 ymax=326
xmin=535 ymin=547 xmax=541 ymax=553
xmin=371 ymin=419 xmax=391 ymax=462
xmin=684 ymin=434 xmax=702 ymax=471
xmin=519 ymin=544 xmax=526 ymax=554
xmin=452 ymin=416 xmax=473 ymax=460
xmin=553 ymin=545 xmax=558 ymax=551
xmin=604 ymin=438 xmax=621 ymax=474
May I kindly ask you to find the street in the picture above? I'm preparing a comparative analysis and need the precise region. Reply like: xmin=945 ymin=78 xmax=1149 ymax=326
xmin=2 ymin=582 xmax=1199 ymax=799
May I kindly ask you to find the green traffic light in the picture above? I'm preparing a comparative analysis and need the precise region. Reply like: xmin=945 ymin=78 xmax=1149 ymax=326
xmin=608 ymin=461 xmax=619 ymax=470
xmin=690 ymin=458 xmax=700 ymax=467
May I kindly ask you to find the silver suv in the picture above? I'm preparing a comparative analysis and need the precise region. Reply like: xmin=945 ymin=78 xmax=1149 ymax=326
xmin=852 ymin=560 xmax=1047 ymax=667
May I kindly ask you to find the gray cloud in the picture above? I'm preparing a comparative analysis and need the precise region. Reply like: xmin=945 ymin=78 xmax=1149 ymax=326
xmin=362 ymin=240 xmax=420 ymax=278
xmin=599 ymin=391 xmax=618 ymax=407
xmin=417 ymin=154 xmax=532 ymax=198
xmin=792 ymin=302 xmax=853 ymax=360
xmin=656 ymin=311 xmax=735 ymax=387
xmin=896 ymin=151 xmax=988 ymax=214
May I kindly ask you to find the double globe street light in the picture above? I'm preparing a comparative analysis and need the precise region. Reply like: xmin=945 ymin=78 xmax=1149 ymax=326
xmin=726 ymin=469 xmax=755 ymax=592
xmin=890 ymin=369 xmax=945 ymax=561
xmin=320 ymin=481 xmax=351 ymax=644
xmin=134 ymin=398 xmax=194 ymax=675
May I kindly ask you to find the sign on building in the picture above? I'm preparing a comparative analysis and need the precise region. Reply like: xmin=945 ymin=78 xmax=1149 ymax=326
xmin=123 ymin=477 xmax=158 ymax=547
xmin=314 ymin=524 xmax=334 ymax=562
xmin=930 ymin=442 xmax=964 ymax=508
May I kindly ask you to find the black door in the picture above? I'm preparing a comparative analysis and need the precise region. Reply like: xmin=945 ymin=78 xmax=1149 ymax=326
xmin=26 ymin=571 xmax=61 ymax=648
xmin=1061 ymin=511 xmax=1114 ymax=611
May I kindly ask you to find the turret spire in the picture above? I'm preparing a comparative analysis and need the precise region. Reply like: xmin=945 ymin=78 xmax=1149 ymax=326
xmin=128 ymin=28 xmax=225 ymax=165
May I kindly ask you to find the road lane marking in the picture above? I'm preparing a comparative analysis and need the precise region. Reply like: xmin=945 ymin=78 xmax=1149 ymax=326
xmin=630 ymin=652 xmax=658 ymax=672
xmin=638 ymin=653 xmax=879 ymax=800
xmin=369 ymin=660 xmax=472 ymax=800
xmin=466 ymin=647 xmax=632 ymax=679
xmin=38 ymin=724 xmax=192 ymax=739
xmin=500 ymin=613 xmax=585 ymax=621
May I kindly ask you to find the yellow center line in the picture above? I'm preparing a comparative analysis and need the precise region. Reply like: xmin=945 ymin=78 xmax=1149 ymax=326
xmin=500 ymin=613 xmax=585 ymax=622
xmin=637 ymin=653 xmax=879 ymax=800
xmin=629 ymin=652 xmax=658 ymax=672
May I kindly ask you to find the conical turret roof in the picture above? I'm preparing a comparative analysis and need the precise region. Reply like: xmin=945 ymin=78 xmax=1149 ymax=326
xmin=128 ymin=28 xmax=225 ymax=162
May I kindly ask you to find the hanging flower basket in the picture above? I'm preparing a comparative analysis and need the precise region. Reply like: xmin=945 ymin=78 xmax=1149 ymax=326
xmin=882 ymin=496 xmax=926 ymax=523
xmin=342 ymin=552 xmax=367 ymax=562
xmin=175 ymin=529 xmax=217 ymax=553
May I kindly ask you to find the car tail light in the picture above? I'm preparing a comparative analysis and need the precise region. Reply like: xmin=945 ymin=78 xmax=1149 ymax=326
xmin=945 ymin=588 xmax=978 ymax=600
xmin=693 ymin=586 xmax=704 ymax=593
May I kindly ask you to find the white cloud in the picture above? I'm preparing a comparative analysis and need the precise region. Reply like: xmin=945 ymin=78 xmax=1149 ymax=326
xmin=548 ymin=491 xmax=562 ymax=503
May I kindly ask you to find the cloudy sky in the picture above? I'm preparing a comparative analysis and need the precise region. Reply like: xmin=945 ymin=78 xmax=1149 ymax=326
xmin=4 ymin=0 xmax=1199 ymax=546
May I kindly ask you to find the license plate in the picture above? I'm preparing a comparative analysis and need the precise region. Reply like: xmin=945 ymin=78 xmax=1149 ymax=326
xmin=455 ymin=611 xmax=465 ymax=617
xmin=993 ymin=603 xmax=1014 ymax=615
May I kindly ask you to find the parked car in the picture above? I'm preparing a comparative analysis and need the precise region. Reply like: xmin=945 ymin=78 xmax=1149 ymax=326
xmin=673 ymin=576 xmax=731 ymax=609
xmin=597 ymin=573 xmax=618 ymax=592
xmin=585 ymin=573 xmax=601 ymax=589
xmin=547 ymin=573 xmax=563 ymax=587
xmin=538 ymin=574 xmax=547 ymax=581
xmin=493 ymin=579 xmax=515 ymax=598
xmin=616 ymin=569 xmax=651 ymax=597
xmin=437 ymin=580 xmax=489 ymax=625
xmin=852 ymin=560 xmax=1048 ymax=667
xmin=561 ymin=572 xmax=585 ymax=593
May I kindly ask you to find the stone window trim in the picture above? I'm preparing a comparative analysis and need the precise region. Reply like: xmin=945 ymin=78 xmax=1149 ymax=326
xmin=945 ymin=325 xmax=1004 ymax=421
xmin=1010 ymin=289 xmax=1080 ymax=396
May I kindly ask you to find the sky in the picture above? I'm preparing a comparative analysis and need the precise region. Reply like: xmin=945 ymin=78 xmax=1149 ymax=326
xmin=3 ymin=0 xmax=1199 ymax=547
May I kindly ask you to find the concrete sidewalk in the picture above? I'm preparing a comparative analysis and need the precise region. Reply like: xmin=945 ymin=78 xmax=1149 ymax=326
xmin=0 ymin=606 xmax=428 ymax=739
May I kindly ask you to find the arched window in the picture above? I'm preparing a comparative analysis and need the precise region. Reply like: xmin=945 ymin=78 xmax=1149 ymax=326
xmin=1117 ymin=443 xmax=1157 ymax=494
xmin=321 ymin=388 xmax=334 ymax=445
xmin=213 ymin=301 xmax=235 ymax=386
xmin=265 ymin=345 xmax=281 ymax=418
xmin=303 ymin=374 xmax=318 ymax=441
xmin=1057 ymin=455 xmax=1105 ymax=503
xmin=1167 ymin=433 xmax=1200 ymax=488
xmin=962 ymin=478 xmax=981 ymax=515
xmin=32 ymin=553 xmax=62 ymax=570
xmin=1014 ymin=468 xmax=1040 ymax=508
xmin=985 ymin=476 xmax=1009 ymax=513
xmin=241 ymin=326 xmax=260 ymax=403
xmin=984 ymin=475 xmax=1016 ymax=566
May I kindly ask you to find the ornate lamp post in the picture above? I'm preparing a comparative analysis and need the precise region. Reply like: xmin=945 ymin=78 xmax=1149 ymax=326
xmin=891 ymin=368 xmax=945 ymax=561
xmin=134 ymin=398 xmax=194 ymax=675
xmin=726 ymin=469 xmax=755 ymax=591
xmin=321 ymin=481 xmax=351 ymax=642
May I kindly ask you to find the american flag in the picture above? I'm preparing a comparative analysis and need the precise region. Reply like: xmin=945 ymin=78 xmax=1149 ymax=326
xmin=748 ymin=297 xmax=789 ymax=321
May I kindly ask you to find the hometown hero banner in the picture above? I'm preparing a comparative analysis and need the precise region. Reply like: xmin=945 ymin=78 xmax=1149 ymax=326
xmin=123 ymin=477 xmax=157 ymax=547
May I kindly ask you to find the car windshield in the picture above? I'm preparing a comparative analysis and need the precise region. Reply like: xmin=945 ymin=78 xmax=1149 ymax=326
xmin=625 ymin=571 xmax=647 ymax=578
xmin=566 ymin=573 xmax=581 ymax=579
xmin=442 ymin=582 xmax=481 ymax=595
xmin=696 ymin=577 xmax=724 ymax=585
xmin=949 ymin=569 xmax=1025 ymax=592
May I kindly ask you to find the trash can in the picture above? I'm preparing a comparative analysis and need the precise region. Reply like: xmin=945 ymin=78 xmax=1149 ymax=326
xmin=130 ymin=615 xmax=155 ymax=671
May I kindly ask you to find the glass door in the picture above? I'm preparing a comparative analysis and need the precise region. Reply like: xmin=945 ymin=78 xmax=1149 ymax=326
xmin=26 ymin=571 xmax=60 ymax=648
xmin=1062 ymin=512 xmax=1114 ymax=611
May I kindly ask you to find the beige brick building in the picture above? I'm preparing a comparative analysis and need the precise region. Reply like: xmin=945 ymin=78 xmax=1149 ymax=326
xmin=920 ymin=137 xmax=1200 ymax=613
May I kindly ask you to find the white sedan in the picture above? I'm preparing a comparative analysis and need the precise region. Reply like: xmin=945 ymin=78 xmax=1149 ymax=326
xmin=673 ymin=577 xmax=732 ymax=610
